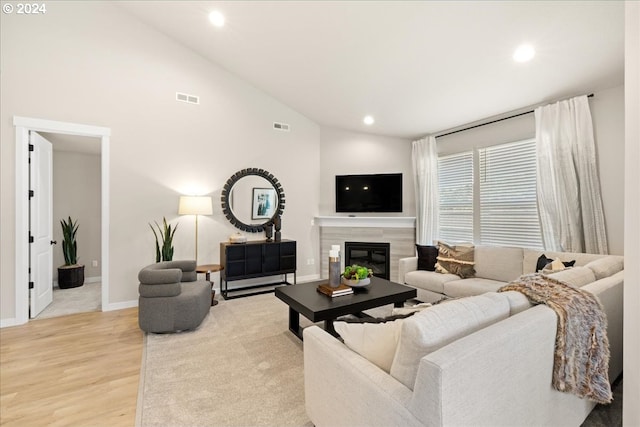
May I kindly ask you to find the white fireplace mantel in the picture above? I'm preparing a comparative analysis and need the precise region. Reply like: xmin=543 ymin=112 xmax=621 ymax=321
xmin=314 ymin=216 xmax=416 ymax=228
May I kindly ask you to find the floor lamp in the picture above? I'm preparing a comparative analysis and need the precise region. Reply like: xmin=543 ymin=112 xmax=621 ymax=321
xmin=178 ymin=196 xmax=213 ymax=263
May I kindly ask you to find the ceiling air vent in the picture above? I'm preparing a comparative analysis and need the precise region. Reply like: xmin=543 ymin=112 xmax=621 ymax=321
xmin=176 ymin=92 xmax=200 ymax=105
xmin=273 ymin=122 xmax=290 ymax=132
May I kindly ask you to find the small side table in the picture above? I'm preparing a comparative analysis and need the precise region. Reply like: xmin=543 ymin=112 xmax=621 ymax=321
xmin=196 ymin=264 xmax=224 ymax=306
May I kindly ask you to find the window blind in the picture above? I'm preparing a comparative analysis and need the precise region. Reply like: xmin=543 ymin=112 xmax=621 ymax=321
xmin=438 ymin=152 xmax=473 ymax=242
xmin=478 ymin=139 xmax=543 ymax=249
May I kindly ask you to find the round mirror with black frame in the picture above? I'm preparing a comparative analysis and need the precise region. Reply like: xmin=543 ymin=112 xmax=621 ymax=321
xmin=221 ymin=168 xmax=285 ymax=233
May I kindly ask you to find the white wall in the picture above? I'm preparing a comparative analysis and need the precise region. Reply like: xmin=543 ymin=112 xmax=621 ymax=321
xmin=624 ymin=2 xmax=640 ymax=425
xmin=1 ymin=2 xmax=321 ymax=319
xmin=318 ymin=126 xmax=414 ymax=216
xmin=590 ymin=85 xmax=625 ymax=256
xmin=52 ymin=150 xmax=102 ymax=280
xmin=436 ymin=86 xmax=625 ymax=255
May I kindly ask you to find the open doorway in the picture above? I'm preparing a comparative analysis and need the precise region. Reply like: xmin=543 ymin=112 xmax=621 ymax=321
xmin=13 ymin=116 xmax=110 ymax=325
xmin=35 ymin=132 xmax=102 ymax=319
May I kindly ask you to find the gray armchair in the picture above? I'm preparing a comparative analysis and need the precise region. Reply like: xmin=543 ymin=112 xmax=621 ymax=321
xmin=138 ymin=260 xmax=211 ymax=333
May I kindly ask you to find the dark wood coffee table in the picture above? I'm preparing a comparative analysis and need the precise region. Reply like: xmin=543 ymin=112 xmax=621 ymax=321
xmin=274 ymin=276 xmax=417 ymax=339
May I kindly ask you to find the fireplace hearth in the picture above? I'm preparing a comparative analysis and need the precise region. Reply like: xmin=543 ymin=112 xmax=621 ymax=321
xmin=344 ymin=242 xmax=391 ymax=280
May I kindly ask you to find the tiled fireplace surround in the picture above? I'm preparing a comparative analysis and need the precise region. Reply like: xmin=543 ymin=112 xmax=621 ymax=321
xmin=316 ymin=216 xmax=416 ymax=283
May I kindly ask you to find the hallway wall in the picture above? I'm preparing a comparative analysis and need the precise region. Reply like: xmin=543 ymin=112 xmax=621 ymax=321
xmin=52 ymin=150 xmax=102 ymax=281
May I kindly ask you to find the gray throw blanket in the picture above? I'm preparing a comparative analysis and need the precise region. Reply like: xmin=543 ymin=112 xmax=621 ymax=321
xmin=499 ymin=273 xmax=612 ymax=404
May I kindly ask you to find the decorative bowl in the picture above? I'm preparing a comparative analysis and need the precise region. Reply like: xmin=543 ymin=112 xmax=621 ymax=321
xmin=341 ymin=277 xmax=371 ymax=287
xmin=229 ymin=233 xmax=247 ymax=244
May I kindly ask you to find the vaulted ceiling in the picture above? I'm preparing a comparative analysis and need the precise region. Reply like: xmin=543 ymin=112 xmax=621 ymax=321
xmin=119 ymin=1 xmax=624 ymax=139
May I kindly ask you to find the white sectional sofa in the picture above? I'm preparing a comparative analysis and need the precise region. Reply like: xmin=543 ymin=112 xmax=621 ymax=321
xmin=399 ymin=245 xmax=624 ymax=303
xmin=303 ymin=246 xmax=624 ymax=426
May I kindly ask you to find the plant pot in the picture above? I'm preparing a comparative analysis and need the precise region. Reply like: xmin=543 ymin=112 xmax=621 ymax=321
xmin=58 ymin=264 xmax=85 ymax=289
xmin=341 ymin=276 xmax=371 ymax=287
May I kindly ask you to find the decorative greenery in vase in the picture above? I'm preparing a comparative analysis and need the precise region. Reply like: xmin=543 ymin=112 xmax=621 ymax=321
xmin=150 ymin=217 xmax=178 ymax=262
xmin=342 ymin=264 xmax=373 ymax=281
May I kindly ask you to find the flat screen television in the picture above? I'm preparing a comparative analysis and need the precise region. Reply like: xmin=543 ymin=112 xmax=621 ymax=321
xmin=335 ymin=173 xmax=403 ymax=213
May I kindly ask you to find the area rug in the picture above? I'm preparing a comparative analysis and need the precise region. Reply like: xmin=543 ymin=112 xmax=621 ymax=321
xmin=136 ymin=292 xmax=316 ymax=427
xmin=36 ymin=281 xmax=101 ymax=319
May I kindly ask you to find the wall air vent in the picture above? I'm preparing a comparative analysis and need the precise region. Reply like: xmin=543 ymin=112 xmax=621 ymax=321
xmin=273 ymin=122 xmax=290 ymax=132
xmin=176 ymin=92 xmax=200 ymax=105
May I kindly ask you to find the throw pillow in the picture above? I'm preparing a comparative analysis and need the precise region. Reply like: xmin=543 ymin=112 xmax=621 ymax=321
xmin=536 ymin=254 xmax=576 ymax=272
xmin=435 ymin=241 xmax=475 ymax=278
xmin=333 ymin=315 xmax=410 ymax=373
xmin=542 ymin=258 xmax=567 ymax=273
xmin=416 ymin=244 xmax=438 ymax=271
xmin=391 ymin=302 xmax=433 ymax=316
xmin=339 ymin=313 xmax=416 ymax=324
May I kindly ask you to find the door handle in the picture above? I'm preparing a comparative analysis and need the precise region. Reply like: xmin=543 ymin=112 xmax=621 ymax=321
xmin=50 ymin=240 xmax=57 ymax=245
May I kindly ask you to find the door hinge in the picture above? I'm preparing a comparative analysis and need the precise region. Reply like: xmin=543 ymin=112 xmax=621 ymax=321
xmin=29 ymin=190 xmax=34 ymax=199
xmin=29 ymin=234 xmax=34 ymax=243
xmin=28 ymin=144 xmax=34 ymax=152
xmin=28 ymin=281 xmax=34 ymax=289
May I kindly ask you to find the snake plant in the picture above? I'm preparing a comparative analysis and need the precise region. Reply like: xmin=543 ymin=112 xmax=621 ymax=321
xmin=60 ymin=216 xmax=79 ymax=265
xmin=150 ymin=217 xmax=178 ymax=262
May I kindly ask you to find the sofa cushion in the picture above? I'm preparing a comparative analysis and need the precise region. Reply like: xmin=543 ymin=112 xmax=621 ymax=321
xmin=547 ymin=266 xmax=596 ymax=288
xmin=180 ymin=271 xmax=197 ymax=282
xmin=416 ymin=245 xmax=438 ymax=271
xmin=162 ymin=260 xmax=197 ymax=272
xmin=585 ymin=257 xmax=624 ymax=280
xmin=334 ymin=317 xmax=407 ymax=373
xmin=392 ymin=302 xmax=434 ymax=316
xmin=390 ymin=292 xmax=510 ymax=390
xmin=404 ymin=270 xmax=460 ymax=294
xmin=443 ymin=277 xmax=505 ymax=298
xmin=435 ymin=241 xmax=476 ymax=278
xmin=138 ymin=282 xmax=181 ymax=298
xmin=500 ymin=290 xmax=533 ymax=315
xmin=138 ymin=267 xmax=182 ymax=285
xmin=474 ymin=246 xmax=523 ymax=282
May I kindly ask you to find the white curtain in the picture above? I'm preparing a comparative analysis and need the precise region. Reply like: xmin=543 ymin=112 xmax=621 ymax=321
xmin=535 ymin=95 xmax=608 ymax=254
xmin=412 ymin=136 xmax=439 ymax=245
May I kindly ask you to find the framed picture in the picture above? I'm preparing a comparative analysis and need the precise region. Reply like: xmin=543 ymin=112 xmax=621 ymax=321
xmin=252 ymin=187 xmax=276 ymax=220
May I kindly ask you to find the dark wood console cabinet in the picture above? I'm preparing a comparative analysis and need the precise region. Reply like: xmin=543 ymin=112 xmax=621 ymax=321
xmin=219 ymin=239 xmax=297 ymax=299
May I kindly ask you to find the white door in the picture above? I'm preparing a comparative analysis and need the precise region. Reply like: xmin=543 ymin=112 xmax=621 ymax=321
xmin=30 ymin=132 xmax=54 ymax=318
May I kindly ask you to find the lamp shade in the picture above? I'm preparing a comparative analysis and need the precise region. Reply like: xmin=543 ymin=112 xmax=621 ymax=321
xmin=178 ymin=196 xmax=213 ymax=215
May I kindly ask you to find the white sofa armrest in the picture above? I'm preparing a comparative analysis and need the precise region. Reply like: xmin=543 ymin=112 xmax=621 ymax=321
xmin=409 ymin=306 xmax=595 ymax=427
xmin=582 ymin=270 xmax=624 ymax=381
xmin=303 ymin=326 xmax=422 ymax=427
xmin=398 ymin=256 xmax=418 ymax=284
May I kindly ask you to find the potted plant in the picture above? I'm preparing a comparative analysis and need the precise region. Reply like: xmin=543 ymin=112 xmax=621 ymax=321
xmin=150 ymin=217 xmax=177 ymax=262
xmin=341 ymin=264 xmax=373 ymax=287
xmin=57 ymin=216 xmax=85 ymax=289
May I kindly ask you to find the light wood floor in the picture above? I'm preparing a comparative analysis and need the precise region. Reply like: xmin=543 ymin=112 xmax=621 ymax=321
xmin=1 ymin=308 xmax=143 ymax=427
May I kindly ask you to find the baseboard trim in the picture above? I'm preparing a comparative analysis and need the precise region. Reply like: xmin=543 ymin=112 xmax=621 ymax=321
xmin=0 ymin=317 xmax=20 ymax=328
xmin=295 ymin=273 xmax=322 ymax=283
xmin=104 ymin=300 xmax=138 ymax=311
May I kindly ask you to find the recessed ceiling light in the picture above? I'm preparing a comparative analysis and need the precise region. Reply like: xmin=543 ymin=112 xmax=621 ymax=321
xmin=209 ymin=10 xmax=225 ymax=27
xmin=363 ymin=115 xmax=375 ymax=125
xmin=513 ymin=44 xmax=535 ymax=62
